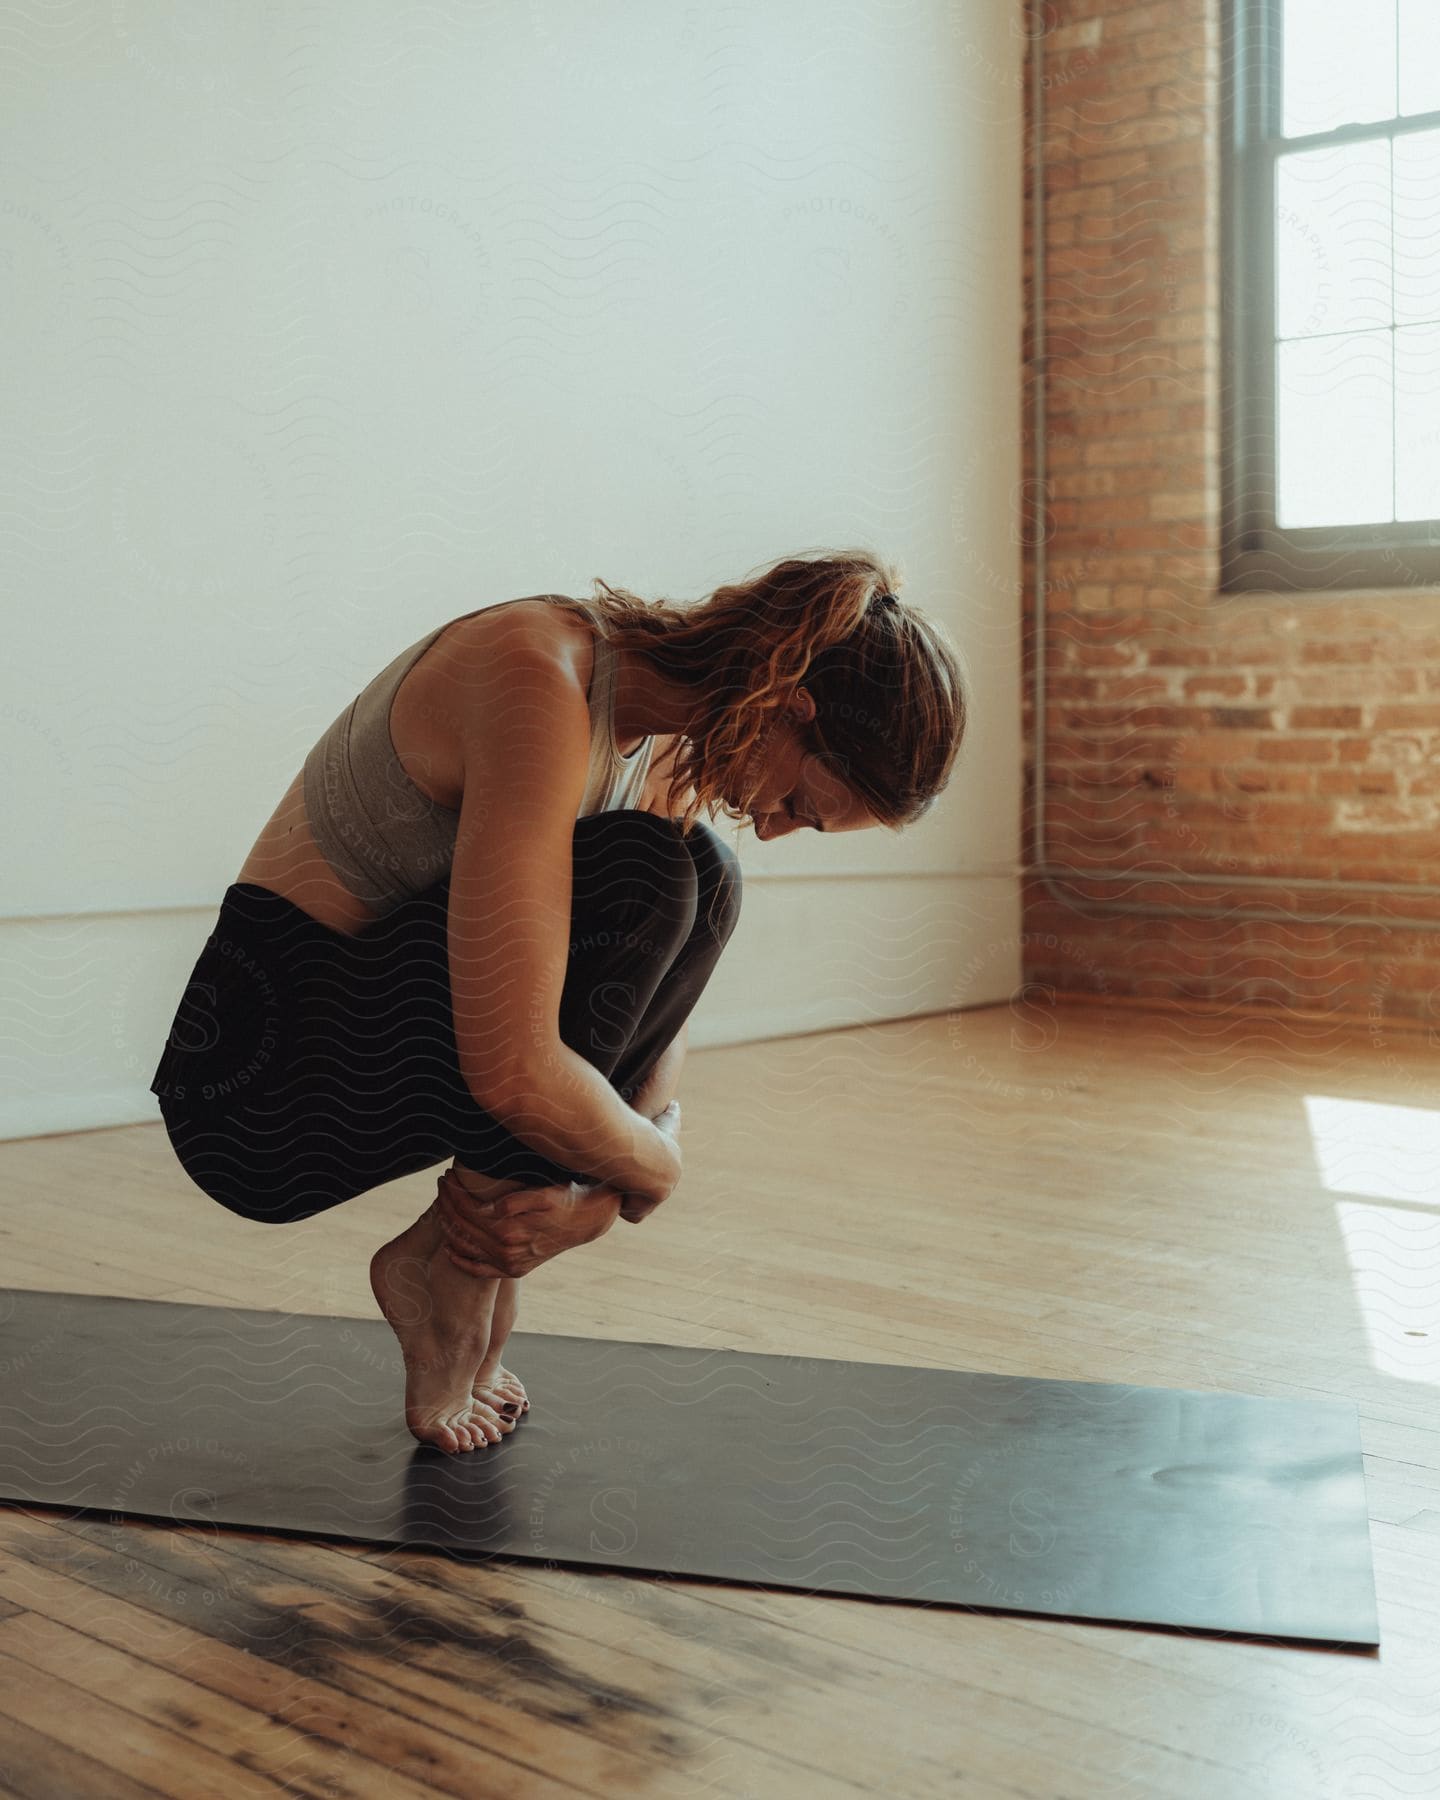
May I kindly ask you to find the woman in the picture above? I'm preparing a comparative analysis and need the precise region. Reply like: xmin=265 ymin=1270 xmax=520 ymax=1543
xmin=149 ymin=547 xmax=968 ymax=1455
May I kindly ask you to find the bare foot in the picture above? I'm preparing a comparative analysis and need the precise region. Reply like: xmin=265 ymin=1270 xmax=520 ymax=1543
xmin=441 ymin=1171 xmax=533 ymax=1420
xmin=368 ymin=1209 xmax=520 ymax=1455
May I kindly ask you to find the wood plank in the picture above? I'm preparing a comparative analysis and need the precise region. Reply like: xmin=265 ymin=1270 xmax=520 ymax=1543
xmin=0 ymin=1636 xmax=291 ymax=1800
xmin=0 ymin=1703 xmax=168 ymax=1800
xmin=0 ymin=1609 xmax=460 ymax=1800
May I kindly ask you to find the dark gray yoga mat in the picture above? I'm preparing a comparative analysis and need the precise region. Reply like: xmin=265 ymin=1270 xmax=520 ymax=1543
xmin=0 ymin=1289 xmax=1377 ymax=1645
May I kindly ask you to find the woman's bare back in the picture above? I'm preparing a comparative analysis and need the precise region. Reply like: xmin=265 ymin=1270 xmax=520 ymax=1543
xmin=236 ymin=594 xmax=679 ymax=936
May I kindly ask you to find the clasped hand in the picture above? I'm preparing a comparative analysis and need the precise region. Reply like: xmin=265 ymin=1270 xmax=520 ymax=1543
xmin=435 ymin=1101 xmax=681 ymax=1278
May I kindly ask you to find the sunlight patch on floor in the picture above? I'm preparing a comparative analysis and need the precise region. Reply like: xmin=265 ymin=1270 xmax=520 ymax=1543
xmin=1303 ymin=1094 xmax=1440 ymax=1206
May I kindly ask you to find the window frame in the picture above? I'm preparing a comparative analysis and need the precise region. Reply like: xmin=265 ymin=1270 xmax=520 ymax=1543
xmin=1221 ymin=0 xmax=1440 ymax=592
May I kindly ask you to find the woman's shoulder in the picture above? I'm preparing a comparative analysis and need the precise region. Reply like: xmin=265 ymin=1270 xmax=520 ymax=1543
xmin=388 ymin=594 xmax=599 ymax=809
xmin=448 ymin=592 xmax=594 ymax=678
xmin=409 ymin=594 xmax=597 ymax=714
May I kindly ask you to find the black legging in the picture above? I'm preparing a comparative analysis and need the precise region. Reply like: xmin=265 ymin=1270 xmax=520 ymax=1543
xmin=150 ymin=809 xmax=741 ymax=1225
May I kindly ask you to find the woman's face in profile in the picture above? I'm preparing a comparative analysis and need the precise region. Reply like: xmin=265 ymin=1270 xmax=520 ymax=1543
xmin=728 ymin=694 xmax=882 ymax=839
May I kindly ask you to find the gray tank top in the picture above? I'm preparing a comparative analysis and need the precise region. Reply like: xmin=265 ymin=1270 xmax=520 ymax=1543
xmin=301 ymin=596 xmax=656 ymax=914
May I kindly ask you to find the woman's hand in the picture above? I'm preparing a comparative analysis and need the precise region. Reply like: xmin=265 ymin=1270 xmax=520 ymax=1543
xmin=435 ymin=1100 xmax=682 ymax=1268
xmin=435 ymin=1170 xmax=622 ymax=1278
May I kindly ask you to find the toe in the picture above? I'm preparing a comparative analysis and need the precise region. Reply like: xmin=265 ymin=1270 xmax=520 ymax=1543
xmin=491 ymin=1371 xmax=528 ymax=1412
xmin=411 ymin=1417 xmax=460 ymax=1455
xmin=471 ymin=1390 xmax=518 ymax=1432
xmin=475 ymin=1405 xmax=508 ymax=1443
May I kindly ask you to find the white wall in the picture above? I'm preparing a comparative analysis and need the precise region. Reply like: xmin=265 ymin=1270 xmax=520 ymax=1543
xmin=0 ymin=3 xmax=1023 ymax=1140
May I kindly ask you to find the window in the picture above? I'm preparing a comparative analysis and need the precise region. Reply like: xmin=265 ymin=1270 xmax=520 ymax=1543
xmin=1222 ymin=0 xmax=1440 ymax=590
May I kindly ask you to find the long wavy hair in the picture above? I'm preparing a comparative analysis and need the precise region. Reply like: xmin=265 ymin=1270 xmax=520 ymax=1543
xmin=548 ymin=546 xmax=969 ymax=837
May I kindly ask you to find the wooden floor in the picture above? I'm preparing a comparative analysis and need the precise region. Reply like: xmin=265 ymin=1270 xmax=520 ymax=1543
xmin=0 ymin=1000 xmax=1435 ymax=1799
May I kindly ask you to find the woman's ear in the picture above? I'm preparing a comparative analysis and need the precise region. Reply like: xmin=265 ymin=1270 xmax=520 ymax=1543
xmin=790 ymin=686 xmax=817 ymax=726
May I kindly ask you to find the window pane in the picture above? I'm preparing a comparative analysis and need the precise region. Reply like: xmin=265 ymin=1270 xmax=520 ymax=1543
xmin=1283 ymin=0 xmax=1397 ymax=137
xmin=1276 ymin=141 xmax=1391 ymax=338
xmin=1394 ymin=129 xmax=1440 ymax=327
xmin=1276 ymin=331 xmax=1394 ymax=526
xmin=1399 ymin=0 xmax=1440 ymax=115
xmin=1395 ymin=324 xmax=1440 ymax=521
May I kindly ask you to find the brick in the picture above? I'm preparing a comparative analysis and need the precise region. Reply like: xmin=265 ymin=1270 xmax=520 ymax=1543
xmin=1256 ymin=739 xmax=1335 ymax=763
xmin=1049 ymin=379 xmax=1165 ymax=411
xmin=1058 ymin=528 xmax=1121 ymax=552
xmin=1112 ymin=524 xmax=1186 ymax=550
xmin=1067 ymin=93 xmax=1159 ymax=128
xmin=1183 ymin=674 xmax=1246 ymax=698
xmin=1372 ymin=704 xmax=1440 ymax=730
xmin=1052 ymin=472 xmax=1122 ymax=503
xmin=1183 ymin=731 xmax=1261 ymax=764
xmin=1052 ymin=184 xmax=1113 ymax=218
xmin=1315 ymin=769 xmax=1400 ymax=797
xmin=1050 ymin=703 xmax=1207 ymax=730
xmin=1132 ymin=22 xmax=1206 ymax=58
xmin=1128 ymin=115 xmax=1205 ymax=147
xmin=1335 ymin=800 xmax=1426 ymax=829
xmin=1105 ymin=52 xmax=1193 ymax=94
xmin=1300 ymin=640 xmax=1376 ymax=664
xmin=1064 ymin=555 xmax=1167 ymax=581
xmin=1085 ymin=151 xmax=1154 ymax=182
xmin=1289 ymin=705 xmax=1365 ymax=730
xmin=1147 ymin=643 xmax=1214 ymax=666
xmin=1095 ymin=674 xmax=1176 ymax=701
xmin=1147 ymin=491 xmax=1208 ymax=519
xmin=1296 ymin=668 xmax=1419 ymax=699
xmin=1219 ymin=767 xmax=1315 ymax=796
xmin=1211 ymin=706 xmax=1274 ymax=729
xmin=1071 ymin=642 xmax=1144 ymax=667
xmin=1152 ymin=79 xmax=1209 ymax=111
xmin=1107 ymin=7 xmax=1190 ymax=44
xmin=1220 ymin=638 xmax=1291 ymax=666
xmin=1168 ymin=796 xmax=1331 ymax=830
xmin=1333 ymin=831 xmax=1440 ymax=862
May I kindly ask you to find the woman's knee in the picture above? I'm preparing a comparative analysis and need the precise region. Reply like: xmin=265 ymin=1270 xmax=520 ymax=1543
xmin=572 ymin=808 xmax=699 ymax=944
xmin=680 ymin=820 xmax=743 ymax=947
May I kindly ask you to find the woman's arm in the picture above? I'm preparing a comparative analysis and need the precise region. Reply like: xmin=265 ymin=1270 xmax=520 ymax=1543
xmin=435 ymin=1027 xmax=688 ymax=1267
xmin=444 ymin=622 xmax=681 ymax=1210
xmin=435 ymin=1100 xmax=681 ymax=1272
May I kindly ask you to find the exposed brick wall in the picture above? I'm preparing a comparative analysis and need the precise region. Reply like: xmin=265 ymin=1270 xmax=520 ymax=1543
xmin=1020 ymin=0 xmax=1440 ymax=1033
